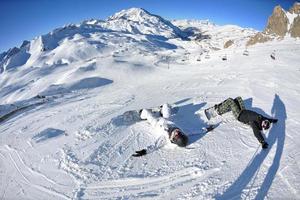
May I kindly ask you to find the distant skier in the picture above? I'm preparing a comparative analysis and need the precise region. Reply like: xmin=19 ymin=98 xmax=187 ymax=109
xmin=132 ymin=104 xmax=188 ymax=157
xmin=205 ymin=97 xmax=278 ymax=149
xmin=270 ymin=51 xmax=276 ymax=60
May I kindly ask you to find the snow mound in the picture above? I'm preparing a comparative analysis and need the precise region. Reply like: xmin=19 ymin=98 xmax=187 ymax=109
xmin=40 ymin=77 xmax=113 ymax=96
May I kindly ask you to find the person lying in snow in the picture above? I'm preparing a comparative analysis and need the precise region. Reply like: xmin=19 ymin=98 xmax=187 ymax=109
xmin=132 ymin=103 xmax=188 ymax=157
xmin=205 ymin=97 xmax=278 ymax=149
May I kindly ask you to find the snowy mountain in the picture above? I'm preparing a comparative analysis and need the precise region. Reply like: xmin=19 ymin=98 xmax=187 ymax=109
xmin=0 ymin=8 xmax=187 ymax=76
xmin=0 ymin=8 xmax=257 ymax=103
xmin=0 ymin=7 xmax=300 ymax=200
xmin=172 ymin=19 xmax=257 ymax=49
xmin=104 ymin=8 xmax=187 ymax=38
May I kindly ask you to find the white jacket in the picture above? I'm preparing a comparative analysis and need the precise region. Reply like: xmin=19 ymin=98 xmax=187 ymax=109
xmin=140 ymin=104 xmax=176 ymax=153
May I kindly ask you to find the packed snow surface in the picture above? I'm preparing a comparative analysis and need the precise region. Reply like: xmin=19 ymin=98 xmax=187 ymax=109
xmin=0 ymin=8 xmax=300 ymax=200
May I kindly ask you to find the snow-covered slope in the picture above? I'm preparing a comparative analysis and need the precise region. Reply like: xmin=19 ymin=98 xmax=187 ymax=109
xmin=172 ymin=19 xmax=258 ymax=49
xmin=0 ymin=8 xmax=185 ymax=78
xmin=0 ymin=8 xmax=300 ymax=200
xmin=0 ymin=9 xmax=256 ymax=104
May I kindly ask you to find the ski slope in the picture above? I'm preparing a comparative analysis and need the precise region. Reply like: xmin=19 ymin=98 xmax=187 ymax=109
xmin=0 ymin=8 xmax=300 ymax=200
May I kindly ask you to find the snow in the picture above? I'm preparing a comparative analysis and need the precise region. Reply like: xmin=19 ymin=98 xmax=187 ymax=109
xmin=105 ymin=8 xmax=185 ymax=38
xmin=0 ymin=8 xmax=300 ymax=200
xmin=286 ymin=11 xmax=300 ymax=30
xmin=172 ymin=20 xmax=258 ymax=49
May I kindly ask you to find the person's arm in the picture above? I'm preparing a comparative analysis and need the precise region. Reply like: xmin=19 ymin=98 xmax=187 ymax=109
xmin=132 ymin=135 xmax=168 ymax=157
xmin=266 ymin=117 xmax=278 ymax=123
xmin=249 ymin=121 xmax=268 ymax=149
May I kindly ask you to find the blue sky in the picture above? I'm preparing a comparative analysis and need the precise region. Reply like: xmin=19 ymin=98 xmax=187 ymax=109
xmin=0 ymin=0 xmax=297 ymax=52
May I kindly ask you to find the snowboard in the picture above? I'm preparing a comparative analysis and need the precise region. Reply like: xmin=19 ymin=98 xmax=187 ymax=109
xmin=205 ymin=124 xmax=216 ymax=132
xmin=204 ymin=106 xmax=218 ymax=120
xmin=123 ymin=110 xmax=143 ymax=123
xmin=202 ymin=124 xmax=219 ymax=133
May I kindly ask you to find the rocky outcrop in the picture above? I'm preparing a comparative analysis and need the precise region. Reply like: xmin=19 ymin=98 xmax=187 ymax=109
xmin=224 ymin=40 xmax=234 ymax=48
xmin=0 ymin=45 xmax=31 ymax=73
xmin=290 ymin=15 xmax=300 ymax=37
xmin=20 ymin=40 xmax=30 ymax=48
xmin=263 ymin=5 xmax=289 ymax=36
xmin=289 ymin=2 xmax=300 ymax=14
xmin=246 ymin=32 xmax=272 ymax=46
xmin=247 ymin=3 xmax=300 ymax=46
xmin=0 ymin=47 xmax=21 ymax=72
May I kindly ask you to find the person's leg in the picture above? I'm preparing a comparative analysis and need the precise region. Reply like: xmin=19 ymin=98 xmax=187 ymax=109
xmin=141 ymin=109 xmax=173 ymax=133
xmin=216 ymin=98 xmax=241 ymax=119
xmin=161 ymin=103 xmax=172 ymax=119
xmin=140 ymin=109 xmax=159 ymax=127
xmin=234 ymin=96 xmax=245 ymax=110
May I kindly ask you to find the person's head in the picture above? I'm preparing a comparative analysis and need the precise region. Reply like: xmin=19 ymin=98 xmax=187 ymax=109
xmin=261 ymin=119 xmax=270 ymax=130
xmin=169 ymin=128 xmax=188 ymax=147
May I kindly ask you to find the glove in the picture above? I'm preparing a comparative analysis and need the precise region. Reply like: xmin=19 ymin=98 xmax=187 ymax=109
xmin=261 ymin=142 xmax=269 ymax=149
xmin=206 ymin=125 xmax=215 ymax=132
xmin=271 ymin=119 xmax=278 ymax=123
xmin=132 ymin=149 xmax=147 ymax=157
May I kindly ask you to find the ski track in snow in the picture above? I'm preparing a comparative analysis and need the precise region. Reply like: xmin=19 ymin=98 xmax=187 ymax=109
xmin=0 ymin=145 xmax=72 ymax=200
xmin=83 ymin=167 xmax=220 ymax=199
xmin=0 ymin=9 xmax=300 ymax=199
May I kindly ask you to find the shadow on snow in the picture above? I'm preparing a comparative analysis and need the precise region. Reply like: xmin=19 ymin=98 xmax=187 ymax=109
xmin=170 ymin=102 xmax=210 ymax=145
xmin=215 ymin=94 xmax=286 ymax=199
xmin=110 ymin=99 xmax=211 ymax=145
xmin=32 ymin=128 xmax=65 ymax=143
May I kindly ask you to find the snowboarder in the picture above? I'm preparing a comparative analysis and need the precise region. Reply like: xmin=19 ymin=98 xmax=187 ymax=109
xmin=132 ymin=103 xmax=189 ymax=157
xmin=205 ymin=97 xmax=278 ymax=149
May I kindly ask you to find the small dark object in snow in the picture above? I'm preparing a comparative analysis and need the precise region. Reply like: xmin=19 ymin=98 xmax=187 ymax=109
xmin=36 ymin=95 xmax=46 ymax=99
xmin=206 ymin=125 xmax=215 ymax=132
xmin=270 ymin=51 xmax=276 ymax=60
xmin=132 ymin=149 xmax=147 ymax=157
xmin=243 ymin=50 xmax=249 ymax=56
xmin=271 ymin=54 xmax=275 ymax=60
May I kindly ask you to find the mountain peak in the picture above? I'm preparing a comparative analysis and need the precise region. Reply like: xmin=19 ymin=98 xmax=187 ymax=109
xmin=263 ymin=4 xmax=288 ymax=36
xmin=247 ymin=3 xmax=300 ymax=46
xmin=105 ymin=8 xmax=186 ymax=38
xmin=289 ymin=2 xmax=300 ymax=14
xmin=108 ymin=8 xmax=151 ymax=21
xmin=274 ymin=5 xmax=284 ymax=12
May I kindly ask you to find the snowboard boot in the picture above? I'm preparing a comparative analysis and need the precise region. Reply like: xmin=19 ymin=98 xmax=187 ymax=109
xmin=139 ymin=109 xmax=149 ymax=120
xmin=234 ymin=96 xmax=245 ymax=111
xmin=160 ymin=103 xmax=172 ymax=119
